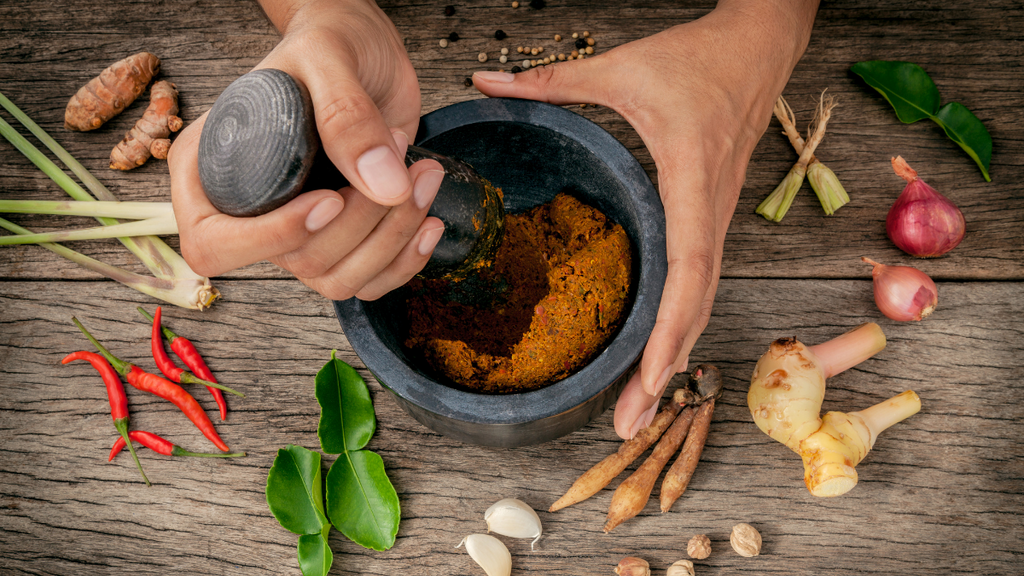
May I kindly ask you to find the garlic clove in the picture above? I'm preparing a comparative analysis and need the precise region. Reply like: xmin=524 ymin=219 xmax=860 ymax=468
xmin=457 ymin=534 xmax=512 ymax=576
xmin=484 ymin=498 xmax=542 ymax=549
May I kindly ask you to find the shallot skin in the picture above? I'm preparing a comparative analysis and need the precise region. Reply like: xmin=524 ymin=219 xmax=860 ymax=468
xmin=887 ymin=157 xmax=965 ymax=258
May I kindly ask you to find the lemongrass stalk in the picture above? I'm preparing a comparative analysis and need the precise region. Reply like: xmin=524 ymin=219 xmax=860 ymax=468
xmin=0 ymin=199 xmax=172 ymax=219
xmin=758 ymin=92 xmax=839 ymax=222
xmin=756 ymin=164 xmax=806 ymax=222
xmin=0 ymin=91 xmax=203 ymax=282
xmin=0 ymin=215 xmax=177 ymax=245
xmin=774 ymin=95 xmax=849 ymax=216
xmin=0 ymin=217 xmax=218 ymax=310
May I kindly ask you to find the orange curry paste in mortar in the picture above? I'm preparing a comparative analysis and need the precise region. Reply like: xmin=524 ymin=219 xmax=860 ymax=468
xmin=405 ymin=193 xmax=632 ymax=393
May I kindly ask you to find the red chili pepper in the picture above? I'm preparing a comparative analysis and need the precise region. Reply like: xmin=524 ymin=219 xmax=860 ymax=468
xmin=62 ymin=350 xmax=150 ymax=486
xmin=72 ymin=317 xmax=232 ymax=453
xmin=109 ymin=430 xmax=246 ymax=460
xmin=141 ymin=307 xmax=243 ymax=421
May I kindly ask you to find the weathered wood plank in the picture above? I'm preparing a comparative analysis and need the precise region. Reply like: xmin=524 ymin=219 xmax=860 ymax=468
xmin=0 ymin=0 xmax=1021 ymax=282
xmin=1 ymin=278 xmax=1021 ymax=575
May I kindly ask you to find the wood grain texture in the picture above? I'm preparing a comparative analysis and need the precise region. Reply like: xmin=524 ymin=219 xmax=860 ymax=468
xmin=1 ymin=279 xmax=1022 ymax=575
xmin=0 ymin=0 xmax=1021 ymax=281
xmin=1 ymin=0 xmax=1023 ymax=575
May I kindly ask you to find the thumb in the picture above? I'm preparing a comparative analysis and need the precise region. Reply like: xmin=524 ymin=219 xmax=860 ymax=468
xmin=286 ymin=61 xmax=413 ymax=207
xmin=472 ymin=58 xmax=610 ymax=106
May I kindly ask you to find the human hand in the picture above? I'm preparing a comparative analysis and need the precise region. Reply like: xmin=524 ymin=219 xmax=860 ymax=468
xmin=474 ymin=0 xmax=818 ymax=438
xmin=170 ymin=0 xmax=446 ymax=300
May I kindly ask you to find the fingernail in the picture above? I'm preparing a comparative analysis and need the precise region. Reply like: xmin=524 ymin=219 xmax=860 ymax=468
xmin=414 ymin=169 xmax=445 ymax=210
xmin=305 ymin=198 xmax=344 ymax=232
xmin=628 ymin=401 xmax=660 ymax=439
xmin=356 ymin=145 xmax=409 ymax=201
xmin=677 ymin=357 xmax=689 ymax=374
xmin=417 ymin=225 xmax=445 ymax=256
xmin=392 ymin=129 xmax=409 ymax=158
xmin=473 ymin=71 xmax=515 ymax=83
xmin=645 ymin=365 xmax=673 ymax=396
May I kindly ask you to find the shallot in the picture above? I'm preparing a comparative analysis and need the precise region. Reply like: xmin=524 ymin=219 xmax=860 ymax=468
xmin=887 ymin=156 xmax=965 ymax=257
xmin=862 ymin=257 xmax=938 ymax=321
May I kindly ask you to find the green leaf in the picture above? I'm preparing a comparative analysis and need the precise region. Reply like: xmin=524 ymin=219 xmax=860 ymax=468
xmin=933 ymin=102 xmax=993 ymax=181
xmin=266 ymin=445 xmax=329 ymax=536
xmin=852 ymin=60 xmax=994 ymax=181
xmin=297 ymin=528 xmax=333 ymax=576
xmin=851 ymin=60 xmax=940 ymax=123
xmin=316 ymin=350 xmax=376 ymax=454
xmin=326 ymin=450 xmax=401 ymax=551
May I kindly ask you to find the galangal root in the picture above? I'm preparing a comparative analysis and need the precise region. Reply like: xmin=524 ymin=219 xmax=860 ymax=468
xmin=110 ymin=80 xmax=182 ymax=170
xmin=550 ymin=365 xmax=723 ymax=532
xmin=748 ymin=323 xmax=921 ymax=497
xmin=65 ymin=52 xmax=160 ymax=131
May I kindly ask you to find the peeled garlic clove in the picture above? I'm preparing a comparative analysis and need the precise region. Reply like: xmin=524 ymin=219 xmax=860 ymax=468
xmin=484 ymin=498 xmax=543 ymax=549
xmin=457 ymin=534 xmax=511 ymax=576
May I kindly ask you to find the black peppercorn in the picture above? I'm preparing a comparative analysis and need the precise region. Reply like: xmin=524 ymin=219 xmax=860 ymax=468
xmin=511 ymin=66 xmax=522 ymax=73
xmin=463 ymin=77 xmax=473 ymax=87
xmin=529 ymin=0 xmax=545 ymax=8
xmin=448 ymin=32 xmax=460 ymax=42
xmin=494 ymin=30 xmax=507 ymax=40
xmin=444 ymin=5 xmax=455 ymax=16
xmin=575 ymin=38 xmax=586 ymax=49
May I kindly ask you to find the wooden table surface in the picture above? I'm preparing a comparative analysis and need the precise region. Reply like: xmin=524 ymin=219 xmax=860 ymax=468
xmin=1 ymin=1 xmax=1022 ymax=574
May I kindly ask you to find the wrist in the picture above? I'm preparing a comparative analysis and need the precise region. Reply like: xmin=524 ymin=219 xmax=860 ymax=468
xmin=258 ymin=0 xmax=376 ymax=35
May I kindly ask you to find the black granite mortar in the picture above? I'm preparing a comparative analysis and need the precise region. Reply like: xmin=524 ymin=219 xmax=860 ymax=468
xmin=334 ymin=98 xmax=666 ymax=447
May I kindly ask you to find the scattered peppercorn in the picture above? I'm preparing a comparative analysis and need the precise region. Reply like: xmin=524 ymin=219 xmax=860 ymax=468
xmin=571 ymin=50 xmax=579 ymax=57
xmin=554 ymin=34 xmax=562 ymax=42
xmin=572 ymin=32 xmax=579 ymax=39
xmin=543 ymin=57 xmax=551 ymax=64
xmin=537 ymin=46 xmax=544 ymax=53
xmin=583 ymin=31 xmax=590 ymax=37
xmin=449 ymin=32 xmax=460 ymax=42
xmin=580 ymin=104 xmax=586 ymax=108
xmin=444 ymin=5 xmax=455 ymax=16
xmin=517 ymin=46 xmax=524 ymax=53
xmin=522 ymin=60 xmax=531 ymax=68
xmin=511 ymin=65 xmax=522 ymax=73
xmin=478 ymin=52 xmax=489 ymax=63
xmin=500 ymin=55 xmax=508 ymax=64
xmin=557 ymin=53 xmax=565 ymax=61
xmin=512 ymin=1 xmax=519 ymax=7
xmin=495 ymin=30 xmax=507 ymax=40
xmin=531 ymin=48 xmax=538 ymax=55
xmin=575 ymin=38 xmax=586 ymax=49
xmin=530 ymin=0 xmax=545 ymax=8
xmin=585 ymin=46 xmax=594 ymax=55
xmin=439 ymin=38 xmax=449 ymax=48
xmin=464 ymin=77 xmax=473 ymax=87
xmin=587 ymin=37 xmax=595 ymax=46
xmin=501 ymin=47 xmax=509 ymax=55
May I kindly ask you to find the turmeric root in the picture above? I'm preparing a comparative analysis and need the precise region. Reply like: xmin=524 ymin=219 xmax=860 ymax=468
xmin=65 ymin=52 xmax=160 ymax=131
xmin=110 ymin=80 xmax=183 ymax=170
xmin=549 ymin=388 xmax=691 ymax=513
xmin=604 ymin=404 xmax=696 ymax=532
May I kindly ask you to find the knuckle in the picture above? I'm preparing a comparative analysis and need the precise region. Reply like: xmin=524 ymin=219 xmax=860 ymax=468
xmin=315 ymin=93 xmax=377 ymax=143
xmin=273 ymin=250 xmax=334 ymax=280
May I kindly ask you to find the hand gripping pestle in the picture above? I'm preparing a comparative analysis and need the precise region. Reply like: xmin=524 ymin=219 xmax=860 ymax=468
xmin=196 ymin=68 xmax=504 ymax=279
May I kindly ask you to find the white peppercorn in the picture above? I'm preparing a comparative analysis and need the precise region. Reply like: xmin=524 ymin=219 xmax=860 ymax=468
xmin=439 ymin=38 xmax=449 ymax=48
xmin=478 ymin=52 xmax=488 ymax=63
xmin=499 ymin=55 xmax=508 ymax=64
xmin=501 ymin=47 xmax=509 ymax=55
